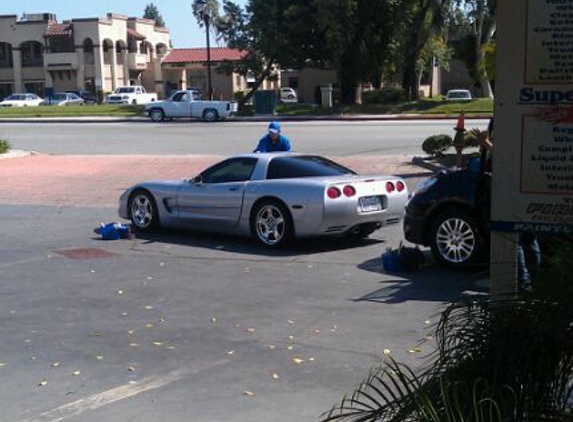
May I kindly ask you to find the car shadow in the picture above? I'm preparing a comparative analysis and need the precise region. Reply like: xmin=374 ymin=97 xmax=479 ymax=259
xmin=132 ymin=228 xmax=386 ymax=257
xmin=356 ymin=253 xmax=489 ymax=303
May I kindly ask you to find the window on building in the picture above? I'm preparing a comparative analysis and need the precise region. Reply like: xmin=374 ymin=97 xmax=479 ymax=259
xmin=21 ymin=41 xmax=43 ymax=67
xmin=103 ymin=40 xmax=113 ymax=65
xmin=0 ymin=43 xmax=13 ymax=68
xmin=0 ymin=83 xmax=13 ymax=100
xmin=83 ymin=38 xmax=94 ymax=64
xmin=24 ymin=82 xmax=44 ymax=97
xmin=47 ymin=36 xmax=74 ymax=53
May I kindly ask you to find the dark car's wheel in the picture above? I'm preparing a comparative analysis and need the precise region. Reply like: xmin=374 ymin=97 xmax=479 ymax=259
xmin=129 ymin=190 xmax=160 ymax=232
xmin=149 ymin=108 xmax=165 ymax=122
xmin=251 ymin=200 xmax=293 ymax=247
xmin=203 ymin=108 xmax=219 ymax=122
xmin=430 ymin=208 xmax=482 ymax=269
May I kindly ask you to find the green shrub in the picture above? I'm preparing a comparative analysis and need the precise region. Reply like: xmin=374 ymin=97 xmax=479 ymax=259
xmin=0 ymin=138 xmax=10 ymax=154
xmin=363 ymin=86 xmax=405 ymax=104
xmin=422 ymin=134 xmax=452 ymax=156
xmin=464 ymin=131 xmax=479 ymax=148
xmin=233 ymin=90 xmax=245 ymax=102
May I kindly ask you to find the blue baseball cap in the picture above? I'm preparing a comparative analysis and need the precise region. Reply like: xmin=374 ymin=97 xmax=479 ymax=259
xmin=268 ymin=121 xmax=281 ymax=134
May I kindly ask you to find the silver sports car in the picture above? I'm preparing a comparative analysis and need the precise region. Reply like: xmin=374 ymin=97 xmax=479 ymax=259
xmin=118 ymin=153 xmax=409 ymax=247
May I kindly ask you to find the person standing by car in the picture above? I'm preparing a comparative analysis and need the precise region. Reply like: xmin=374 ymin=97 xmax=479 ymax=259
xmin=253 ymin=121 xmax=291 ymax=153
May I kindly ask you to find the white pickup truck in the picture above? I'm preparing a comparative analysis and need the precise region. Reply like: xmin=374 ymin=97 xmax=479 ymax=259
xmin=145 ymin=90 xmax=238 ymax=122
xmin=106 ymin=86 xmax=158 ymax=105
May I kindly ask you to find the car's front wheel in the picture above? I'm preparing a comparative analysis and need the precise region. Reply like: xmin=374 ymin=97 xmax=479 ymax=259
xmin=430 ymin=209 xmax=482 ymax=269
xmin=129 ymin=190 xmax=160 ymax=232
xmin=149 ymin=108 xmax=165 ymax=122
xmin=251 ymin=200 xmax=293 ymax=247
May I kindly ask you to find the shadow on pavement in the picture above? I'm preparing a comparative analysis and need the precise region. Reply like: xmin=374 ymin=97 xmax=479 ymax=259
xmin=356 ymin=254 xmax=489 ymax=303
xmin=132 ymin=228 xmax=386 ymax=257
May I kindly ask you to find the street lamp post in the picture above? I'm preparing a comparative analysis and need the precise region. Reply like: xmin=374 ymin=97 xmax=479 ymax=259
xmin=195 ymin=0 xmax=213 ymax=100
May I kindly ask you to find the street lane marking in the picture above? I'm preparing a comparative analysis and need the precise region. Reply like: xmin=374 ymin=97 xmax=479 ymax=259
xmin=19 ymin=360 xmax=228 ymax=422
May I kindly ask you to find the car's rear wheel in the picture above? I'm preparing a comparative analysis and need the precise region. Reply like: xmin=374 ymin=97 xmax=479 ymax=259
xmin=251 ymin=200 xmax=293 ymax=247
xmin=129 ymin=190 xmax=159 ymax=232
xmin=149 ymin=108 xmax=165 ymax=122
xmin=203 ymin=108 xmax=218 ymax=122
xmin=430 ymin=209 xmax=482 ymax=269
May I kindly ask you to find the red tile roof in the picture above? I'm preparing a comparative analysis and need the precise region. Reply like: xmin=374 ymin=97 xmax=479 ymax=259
xmin=163 ymin=48 xmax=247 ymax=64
xmin=127 ymin=28 xmax=146 ymax=40
xmin=43 ymin=23 xmax=72 ymax=37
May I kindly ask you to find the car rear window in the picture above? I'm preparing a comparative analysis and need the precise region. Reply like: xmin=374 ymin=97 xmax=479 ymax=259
xmin=266 ymin=156 xmax=355 ymax=179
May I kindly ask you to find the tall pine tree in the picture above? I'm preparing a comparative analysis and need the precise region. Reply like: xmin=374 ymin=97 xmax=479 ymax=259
xmin=144 ymin=3 xmax=166 ymax=27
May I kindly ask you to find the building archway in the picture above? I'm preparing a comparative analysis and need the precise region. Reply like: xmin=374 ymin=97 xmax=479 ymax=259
xmin=102 ymin=39 xmax=114 ymax=65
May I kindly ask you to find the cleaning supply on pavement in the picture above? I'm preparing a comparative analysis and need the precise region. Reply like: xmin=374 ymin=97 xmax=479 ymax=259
xmin=94 ymin=222 xmax=132 ymax=240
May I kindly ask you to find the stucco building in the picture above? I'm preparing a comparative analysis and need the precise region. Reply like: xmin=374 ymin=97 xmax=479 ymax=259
xmin=0 ymin=12 xmax=170 ymax=100
xmin=161 ymin=47 xmax=280 ymax=100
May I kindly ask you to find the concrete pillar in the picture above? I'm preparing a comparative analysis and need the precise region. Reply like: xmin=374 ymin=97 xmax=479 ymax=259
xmin=320 ymin=84 xmax=333 ymax=108
xmin=110 ymin=47 xmax=118 ymax=91
xmin=180 ymin=68 xmax=187 ymax=90
xmin=76 ymin=46 xmax=85 ymax=90
xmin=45 ymin=71 xmax=54 ymax=90
xmin=122 ymin=48 xmax=129 ymax=86
xmin=12 ymin=48 xmax=23 ymax=93
xmin=93 ymin=44 xmax=105 ymax=101
xmin=490 ymin=231 xmax=519 ymax=299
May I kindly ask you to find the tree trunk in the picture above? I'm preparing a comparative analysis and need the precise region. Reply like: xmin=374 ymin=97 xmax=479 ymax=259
xmin=474 ymin=0 xmax=494 ymax=98
xmin=354 ymin=83 xmax=363 ymax=105
xmin=240 ymin=63 xmax=273 ymax=107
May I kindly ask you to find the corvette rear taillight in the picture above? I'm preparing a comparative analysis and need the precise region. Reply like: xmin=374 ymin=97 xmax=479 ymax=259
xmin=396 ymin=181 xmax=405 ymax=192
xmin=386 ymin=182 xmax=395 ymax=193
xmin=327 ymin=187 xmax=342 ymax=199
xmin=343 ymin=185 xmax=356 ymax=197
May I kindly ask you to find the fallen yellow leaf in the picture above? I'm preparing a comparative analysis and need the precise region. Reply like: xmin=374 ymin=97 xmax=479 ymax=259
xmin=129 ymin=343 xmax=139 ymax=347
xmin=146 ymin=323 xmax=155 ymax=328
xmin=309 ymin=357 xmax=315 ymax=362
xmin=145 ymin=306 xmax=154 ymax=311
xmin=51 ymin=362 xmax=60 ymax=368
xmin=72 ymin=371 xmax=81 ymax=376
xmin=39 ymin=380 xmax=48 ymax=387
xmin=293 ymin=358 xmax=305 ymax=364
xmin=153 ymin=342 xmax=164 ymax=347
xmin=117 ymin=290 xmax=124 ymax=295
xmin=246 ymin=328 xmax=255 ymax=333
xmin=244 ymin=390 xmax=255 ymax=396
xmin=267 ymin=344 xmax=277 ymax=350
xmin=96 ymin=356 xmax=104 ymax=361
xmin=287 ymin=320 xmax=295 ymax=324
xmin=227 ymin=350 xmax=235 ymax=355
xmin=287 ymin=345 xmax=294 ymax=351
xmin=272 ymin=373 xmax=279 ymax=380
xmin=383 ymin=349 xmax=391 ymax=355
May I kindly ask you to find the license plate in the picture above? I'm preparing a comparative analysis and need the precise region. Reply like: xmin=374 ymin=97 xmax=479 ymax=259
xmin=359 ymin=196 xmax=382 ymax=212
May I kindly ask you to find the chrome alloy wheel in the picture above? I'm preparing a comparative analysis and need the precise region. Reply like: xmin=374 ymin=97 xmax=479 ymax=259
xmin=435 ymin=218 xmax=476 ymax=264
xmin=255 ymin=204 xmax=286 ymax=245
xmin=131 ymin=194 xmax=154 ymax=229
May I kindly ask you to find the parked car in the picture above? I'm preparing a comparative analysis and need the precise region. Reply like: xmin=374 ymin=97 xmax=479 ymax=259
xmin=119 ymin=153 xmax=409 ymax=247
xmin=404 ymin=154 xmax=490 ymax=269
xmin=145 ymin=90 xmax=238 ymax=122
xmin=66 ymin=90 xmax=97 ymax=105
xmin=40 ymin=92 xmax=85 ymax=106
xmin=106 ymin=86 xmax=157 ymax=105
xmin=280 ymin=87 xmax=298 ymax=103
xmin=0 ymin=93 xmax=43 ymax=107
xmin=445 ymin=89 xmax=473 ymax=101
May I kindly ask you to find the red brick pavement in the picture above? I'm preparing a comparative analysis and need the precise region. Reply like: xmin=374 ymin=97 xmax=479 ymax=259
xmin=0 ymin=154 xmax=428 ymax=208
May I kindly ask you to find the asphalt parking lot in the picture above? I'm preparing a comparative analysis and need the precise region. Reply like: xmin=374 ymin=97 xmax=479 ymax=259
xmin=0 ymin=153 xmax=487 ymax=422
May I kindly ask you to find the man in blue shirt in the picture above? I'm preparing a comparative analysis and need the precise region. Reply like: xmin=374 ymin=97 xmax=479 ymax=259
xmin=253 ymin=121 xmax=291 ymax=153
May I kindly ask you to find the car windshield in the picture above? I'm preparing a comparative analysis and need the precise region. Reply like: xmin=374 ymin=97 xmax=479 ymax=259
xmin=6 ymin=95 xmax=27 ymax=101
xmin=267 ymin=156 xmax=356 ymax=179
xmin=117 ymin=87 xmax=135 ymax=93
xmin=51 ymin=94 xmax=67 ymax=100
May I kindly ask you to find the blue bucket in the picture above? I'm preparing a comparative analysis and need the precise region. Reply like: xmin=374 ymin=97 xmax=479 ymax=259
xmin=382 ymin=251 xmax=404 ymax=272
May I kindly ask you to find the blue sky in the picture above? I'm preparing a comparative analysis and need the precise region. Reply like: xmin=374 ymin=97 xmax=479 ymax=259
xmin=0 ymin=1 xmax=247 ymax=48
